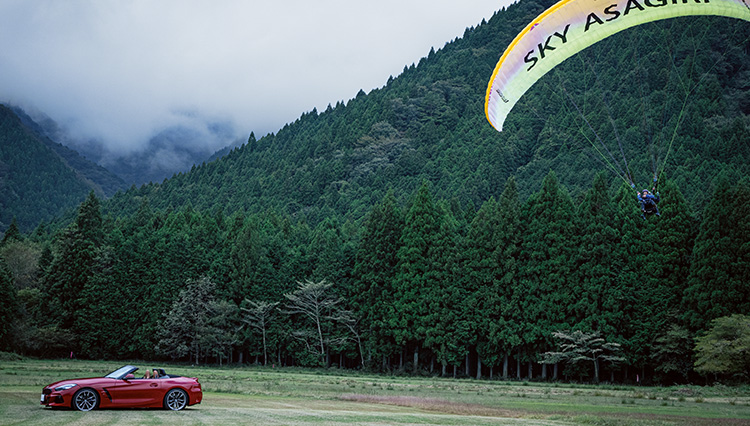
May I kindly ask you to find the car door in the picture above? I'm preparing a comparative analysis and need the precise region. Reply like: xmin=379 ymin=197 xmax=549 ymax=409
xmin=109 ymin=377 xmax=161 ymax=406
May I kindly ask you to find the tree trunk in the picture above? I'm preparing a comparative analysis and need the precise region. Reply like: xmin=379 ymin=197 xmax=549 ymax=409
xmin=516 ymin=351 xmax=521 ymax=379
xmin=641 ymin=365 xmax=646 ymax=384
xmin=356 ymin=334 xmax=365 ymax=368
xmin=262 ymin=328 xmax=268 ymax=365
xmin=527 ymin=361 xmax=533 ymax=380
xmin=594 ymin=358 xmax=600 ymax=383
xmin=541 ymin=362 xmax=547 ymax=380
xmin=316 ymin=318 xmax=325 ymax=362
xmin=465 ymin=353 xmax=470 ymax=377
xmin=503 ymin=353 xmax=509 ymax=379
xmin=413 ymin=346 xmax=419 ymax=373
xmin=553 ymin=363 xmax=558 ymax=380
xmin=442 ymin=362 xmax=447 ymax=377
xmin=476 ymin=356 xmax=482 ymax=380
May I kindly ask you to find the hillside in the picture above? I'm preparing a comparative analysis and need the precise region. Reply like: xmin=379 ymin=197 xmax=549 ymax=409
xmin=0 ymin=104 xmax=126 ymax=233
xmin=103 ymin=0 xmax=750 ymax=223
xmin=10 ymin=107 xmax=127 ymax=197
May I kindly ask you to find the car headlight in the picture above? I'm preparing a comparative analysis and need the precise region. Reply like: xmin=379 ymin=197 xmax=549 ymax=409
xmin=54 ymin=384 xmax=77 ymax=391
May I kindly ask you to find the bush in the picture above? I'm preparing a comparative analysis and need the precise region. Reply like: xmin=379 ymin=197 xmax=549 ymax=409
xmin=0 ymin=351 xmax=23 ymax=361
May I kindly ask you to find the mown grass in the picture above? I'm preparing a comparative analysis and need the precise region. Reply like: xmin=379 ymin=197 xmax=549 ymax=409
xmin=1 ymin=358 xmax=749 ymax=425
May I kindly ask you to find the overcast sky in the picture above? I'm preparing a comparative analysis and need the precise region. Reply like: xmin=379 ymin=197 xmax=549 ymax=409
xmin=0 ymin=0 xmax=513 ymax=156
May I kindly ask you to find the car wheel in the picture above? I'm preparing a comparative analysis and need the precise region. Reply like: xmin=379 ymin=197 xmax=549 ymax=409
xmin=72 ymin=388 xmax=99 ymax=411
xmin=164 ymin=388 xmax=188 ymax=411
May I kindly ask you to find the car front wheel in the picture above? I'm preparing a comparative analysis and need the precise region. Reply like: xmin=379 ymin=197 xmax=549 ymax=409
xmin=164 ymin=388 xmax=188 ymax=411
xmin=72 ymin=388 xmax=99 ymax=411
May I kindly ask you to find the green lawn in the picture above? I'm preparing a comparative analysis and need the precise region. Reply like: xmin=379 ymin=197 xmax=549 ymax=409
xmin=2 ymin=359 xmax=749 ymax=425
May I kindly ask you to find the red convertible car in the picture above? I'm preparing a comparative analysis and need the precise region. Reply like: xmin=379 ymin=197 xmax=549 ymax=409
xmin=41 ymin=365 xmax=202 ymax=411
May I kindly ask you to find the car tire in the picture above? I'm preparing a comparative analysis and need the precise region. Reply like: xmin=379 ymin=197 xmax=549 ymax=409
xmin=72 ymin=388 xmax=99 ymax=411
xmin=164 ymin=388 xmax=188 ymax=411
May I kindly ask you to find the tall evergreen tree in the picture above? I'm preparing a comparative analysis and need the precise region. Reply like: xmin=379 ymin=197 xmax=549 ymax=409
xmin=352 ymin=191 xmax=404 ymax=369
xmin=465 ymin=196 xmax=502 ymax=377
xmin=0 ymin=256 xmax=16 ymax=350
xmin=1 ymin=217 xmax=22 ymax=246
xmin=609 ymin=179 xmax=695 ymax=379
xmin=394 ymin=181 xmax=442 ymax=372
xmin=226 ymin=214 xmax=274 ymax=303
xmin=425 ymin=202 xmax=464 ymax=375
xmin=44 ymin=191 xmax=104 ymax=341
xmin=518 ymin=171 xmax=575 ymax=377
xmin=309 ymin=217 xmax=348 ymax=285
xmin=572 ymin=173 xmax=620 ymax=335
xmin=493 ymin=177 xmax=524 ymax=378
xmin=683 ymin=175 xmax=750 ymax=330
xmin=631 ymin=180 xmax=696 ymax=373
xmin=611 ymin=182 xmax=649 ymax=377
xmin=108 ymin=200 xmax=164 ymax=358
xmin=75 ymin=239 xmax=119 ymax=358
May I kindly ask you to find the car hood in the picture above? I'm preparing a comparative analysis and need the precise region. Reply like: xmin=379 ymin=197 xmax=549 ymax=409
xmin=46 ymin=377 xmax=115 ymax=389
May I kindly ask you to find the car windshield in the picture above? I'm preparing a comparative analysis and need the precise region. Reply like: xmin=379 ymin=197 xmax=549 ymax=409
xmin=105 ymin=365 xmax=137 ymax=379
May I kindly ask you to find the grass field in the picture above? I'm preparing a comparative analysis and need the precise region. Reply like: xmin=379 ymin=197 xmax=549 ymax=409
xmin=1 ymin=359 xmax=749 ymax=425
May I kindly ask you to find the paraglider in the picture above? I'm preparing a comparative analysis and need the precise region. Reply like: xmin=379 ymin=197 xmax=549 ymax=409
xmin=485 ymin=0 xmax=750 ymax=132
xmin=635 ymin=178 xmax=660 ymax=219
xmin=484 ymin=0 xmax=750 ymax=217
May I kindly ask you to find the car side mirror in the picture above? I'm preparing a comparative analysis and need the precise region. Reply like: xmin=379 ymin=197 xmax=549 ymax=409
xmin=124 ymin=373 xmax=135 ymax=380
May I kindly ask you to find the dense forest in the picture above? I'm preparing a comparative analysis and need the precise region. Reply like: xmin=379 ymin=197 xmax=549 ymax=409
xmin=1 ymin=172 xmax=748 ymax=383
xmin=1 ymin=0 xmax=749 ymax=385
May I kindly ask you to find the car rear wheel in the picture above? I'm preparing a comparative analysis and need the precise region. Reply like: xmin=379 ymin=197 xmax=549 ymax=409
xmin=72 ymin=388 xmax=99 ymax=411
xmin=164 ymin=388 xmax=188 ymax=411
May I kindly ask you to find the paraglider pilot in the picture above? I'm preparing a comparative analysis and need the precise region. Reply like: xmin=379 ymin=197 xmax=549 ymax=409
xmin=634 ymin=177 xmax=660 ymax=219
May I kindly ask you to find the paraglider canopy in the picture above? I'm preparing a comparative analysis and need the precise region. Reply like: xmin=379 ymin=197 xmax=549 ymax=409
xmin=485 ymin=0 xmax=750 ymax=131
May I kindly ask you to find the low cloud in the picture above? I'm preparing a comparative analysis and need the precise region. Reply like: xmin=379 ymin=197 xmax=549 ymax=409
xmin=0 ymin=0 xmax=510 ymax=159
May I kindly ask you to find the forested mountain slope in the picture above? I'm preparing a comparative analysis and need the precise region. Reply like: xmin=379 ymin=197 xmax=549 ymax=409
xmin=10 ymin=107 xmax=127 ymax=198
xmin=105 ymin=0 xmax=750 ymax=224
xmin=0 ymin=105 xmax=126 ymax=233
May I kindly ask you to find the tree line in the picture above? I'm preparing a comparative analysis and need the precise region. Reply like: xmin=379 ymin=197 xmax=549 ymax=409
xmin=1 ymin=171 xmax=748 ymax=384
